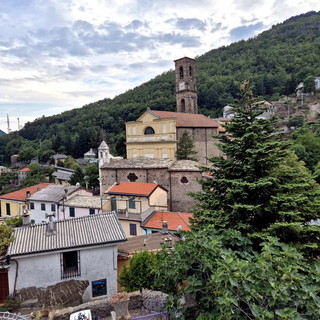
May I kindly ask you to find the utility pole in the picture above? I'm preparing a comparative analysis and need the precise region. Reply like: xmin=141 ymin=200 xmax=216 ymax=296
xmin=7 ymin=114 xmax=11 ymax=133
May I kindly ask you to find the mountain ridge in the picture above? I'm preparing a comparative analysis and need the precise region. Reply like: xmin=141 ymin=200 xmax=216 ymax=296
xmin=1 ymin=11 xmax=320 ymax=163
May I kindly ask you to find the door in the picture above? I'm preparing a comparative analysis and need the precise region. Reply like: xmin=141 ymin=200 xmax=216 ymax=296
xmin=0 ymin=269 xmax=9 ymax=303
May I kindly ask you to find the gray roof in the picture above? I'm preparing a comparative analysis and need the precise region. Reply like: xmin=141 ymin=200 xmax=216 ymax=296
xmin=169 ymin=160 xmax=201 ymax=171
xmin=64 ymin=195 xmax=102 ymax=208
xmin=102 ymin=157 xmax=175 ymax=169
xmin=52 ymin=171 xmax=74 ymax=181
xmin=7 ymin=212 xmax=126 ymax=256
xmin=28 ymin=185 xmax=80 ymax=202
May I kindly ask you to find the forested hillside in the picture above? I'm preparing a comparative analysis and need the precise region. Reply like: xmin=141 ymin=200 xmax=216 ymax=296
xmin=1 ymin=11 xmax=320 ymax=163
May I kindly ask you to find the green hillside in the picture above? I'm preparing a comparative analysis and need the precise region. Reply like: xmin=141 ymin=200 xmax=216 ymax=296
xmin=1 ymin=11 xmax=320 ymax=164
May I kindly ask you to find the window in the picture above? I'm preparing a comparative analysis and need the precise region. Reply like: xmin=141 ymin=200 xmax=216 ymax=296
xmin=69 ymin=207 xmax=75 ymax=217
xmin=179 ymin=66 xmax=184 ymax=79
xmin=51 ymin=204 xmax=56 ymax=212
xmin=6 ymin=203 xmax=10 ymax=216
xmin=30 ymin=202 xmax=35 ymax=210
xmin=111 ymin=197 xmax=117 ymax=211
xmin=92 ymin=279 xmax=107 ymax=297
xmin=189 ymin=66 xmax=193 ymax=76
xmin=129 ymin=197 xmax=135 ymax=209
xmin=144 ymin=126 xmax=155 ymax=135
xmin=180 ymin=177 xmax=189 ymax=184
xmin=89 ymin=208 xmax=95 ymax=215
xmin=127 ymin=173 xmax=138 ymax=182
xmin=180 ymin=99 xmax=186 ymax=113
xmin=61 ymin=251 xmax=80 ymax=279
xmin=41 ymin=203 xmax=46 ymax=211
xmin=130 ymin=223 xmax=137 ymax=236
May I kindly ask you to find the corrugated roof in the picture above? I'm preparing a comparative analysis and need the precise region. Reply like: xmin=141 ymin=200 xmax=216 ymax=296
xmin=107 ymin=182 xmax=159 ymax=197
xmin=7 ymin=212 xmax=126 ymax=256
xmin=142 ymin=211 xmax=193 ymax=232
xmin=28 ymin=185 xmax=80 ymax=202
xmin=150 ymin=110 xmax=219 ymax=128
xmin=0 ymin=183 xmax=51 ymax=202
xmin=64 ymin=195 xmax=102 ymax=208
xmin=118 ymin=232 xmax=180 ymax=255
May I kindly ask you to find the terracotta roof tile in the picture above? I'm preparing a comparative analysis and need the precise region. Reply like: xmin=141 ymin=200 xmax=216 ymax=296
xmin=19 ymin=168 xmax=30 ymax=172
xmin=142 ymin=211 xmax=193 ymax=232
xmin=0 ymin=183 xmax=51 ymax=202
xmin=107 ymin=182 xmax=159 ymax=197
xmin=150 ymin=110 xmax=219 ymax=128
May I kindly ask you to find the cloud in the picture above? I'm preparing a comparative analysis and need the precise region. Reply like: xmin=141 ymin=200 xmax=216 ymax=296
xmin=230 ymin=22 xmax=265 ymax=41
xmin=166 ymin=18 xmax=207 ymax=31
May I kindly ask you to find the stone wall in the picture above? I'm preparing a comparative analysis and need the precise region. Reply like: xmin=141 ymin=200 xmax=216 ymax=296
xmin=16 ymin=280 xmax=89 ymax=307
xmin=177 ymin=127 xmax=221 ymax=165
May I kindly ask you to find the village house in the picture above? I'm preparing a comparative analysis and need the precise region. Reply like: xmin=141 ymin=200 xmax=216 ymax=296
xmin=4 ymin=212 xmax=127 ymax=304
xmin=27 ymin=184 xmax=91 ymax=224
xmin=104 ymin=181 xmax=168 ymax=237
xmin=18 ymin=167 xmax=30 ymax=182
xmin=60 ymin=194 xmax=102 ymax=220
xmin=142 ymin=211 xmax=192 ymax=235
xmin=52 ymin=166 xmax=75 ymax=185
xmin=0 ymin=166 xmax=10 ymax=176
xmin=99 ymin=156 xmax=202 ymax=212
xmin=0 ymin=183 xmax=50 ymax=220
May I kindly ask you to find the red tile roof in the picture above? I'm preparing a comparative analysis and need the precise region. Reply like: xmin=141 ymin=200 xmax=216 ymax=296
xmin=107 ymin=182 xmax=160 ymax=197
xmin=150 ymin=110 xmax=219 ymax=128
xmin=19 ymin=168 xmax=30 ymax=172
xmin=143 ymin=211 xmax=193 ymax=232
xmin=0 ymin=183 xmax=51 ymax=201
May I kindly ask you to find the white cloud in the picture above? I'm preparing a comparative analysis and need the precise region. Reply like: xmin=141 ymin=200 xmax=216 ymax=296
xmin=0 ymin=0 xmax=320 ymax=132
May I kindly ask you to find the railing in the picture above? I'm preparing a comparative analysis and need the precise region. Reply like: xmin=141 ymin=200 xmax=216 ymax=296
xmin=0 ymin=312 xmax=30 ymax=320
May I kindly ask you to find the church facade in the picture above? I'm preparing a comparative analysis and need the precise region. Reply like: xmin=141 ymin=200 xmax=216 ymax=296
xmin=125 ymin=57 xmax=223 ymax=165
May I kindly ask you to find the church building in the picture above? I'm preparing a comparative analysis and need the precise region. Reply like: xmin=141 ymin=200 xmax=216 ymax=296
xmin=99 ymin=57 xmax=221 ymax=212
xmin=126 ymin=57 xmax=223 ymax=165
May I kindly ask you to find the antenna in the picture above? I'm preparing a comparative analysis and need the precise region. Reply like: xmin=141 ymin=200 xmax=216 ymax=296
xmin=7 ymin=114 xmax=11 ymax=133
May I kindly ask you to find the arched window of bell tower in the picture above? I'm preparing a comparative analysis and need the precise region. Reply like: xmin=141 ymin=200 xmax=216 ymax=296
xmin=179 ymin=66 xmax=184 ymax=79
xmin=189 ymin=66 xmax=192 ymax=76
xmin=180 ymin=99 xmax=186 ymax=113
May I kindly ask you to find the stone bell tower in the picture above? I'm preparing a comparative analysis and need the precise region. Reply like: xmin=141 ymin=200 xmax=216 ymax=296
xmin=174 ymin=57 xmax=198 ymax=114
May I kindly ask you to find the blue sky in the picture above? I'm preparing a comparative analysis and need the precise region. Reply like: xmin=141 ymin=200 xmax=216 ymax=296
xmin=1 ymin=0 xmax=320 ymax=132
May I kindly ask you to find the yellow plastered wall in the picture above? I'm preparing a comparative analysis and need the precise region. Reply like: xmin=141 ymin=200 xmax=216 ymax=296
xmin=0 ymin=200 xmax=25 ymax=218
xmin=149 ymin=187 xmax=168 ymax=211
xmin=119 ymin=220 xmax=143 ymax=238
xmin=126 ymin=112 xmax=177 ymax=159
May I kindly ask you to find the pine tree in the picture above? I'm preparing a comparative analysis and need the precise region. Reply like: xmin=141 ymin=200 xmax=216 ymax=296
xmin=176 ymin=130 xmax=197 ymax=161
xmin=193 ymin=81 xmax=320 ymax=257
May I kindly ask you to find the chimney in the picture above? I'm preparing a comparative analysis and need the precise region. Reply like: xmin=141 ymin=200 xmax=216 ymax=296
xmin=22 ymin=214 xmax=30 ymax=226
xmin=26 ymin=191 xmax=31 ymax=198
xmin=162 ymin=221 xmax=168 ymax=234
xmin=45 ymin=213 xmax=57 ymax=236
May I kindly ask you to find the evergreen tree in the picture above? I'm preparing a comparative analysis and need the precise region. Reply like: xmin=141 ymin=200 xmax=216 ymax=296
xmin=176 ymin=130 xmax=197 ymax=161
xmin=193 ymin=81 xmax=320 ymax=257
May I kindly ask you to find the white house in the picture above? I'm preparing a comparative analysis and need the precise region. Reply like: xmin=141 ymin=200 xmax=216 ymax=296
xmin=6 ymin=212 xmax=127 ymax=302
xmin=60 ymin=195 xmax=102 ymax=220
xmin=27 ymin=184 xmax=90 ymax=224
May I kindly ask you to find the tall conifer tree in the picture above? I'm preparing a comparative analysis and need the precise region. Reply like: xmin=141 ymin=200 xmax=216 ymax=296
xmin=193 ymin=81 xmax=320 ymax=257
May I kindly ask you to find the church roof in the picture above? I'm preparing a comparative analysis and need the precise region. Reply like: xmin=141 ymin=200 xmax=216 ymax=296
xmin=102 ymin=157 xmax=175 ymax=169
xmin=149 ymin=110 xmax=219 ymax=128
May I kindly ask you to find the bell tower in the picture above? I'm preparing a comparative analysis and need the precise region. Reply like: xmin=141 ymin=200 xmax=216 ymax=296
xmin=174 ymin=57 xmax=198 ymax=114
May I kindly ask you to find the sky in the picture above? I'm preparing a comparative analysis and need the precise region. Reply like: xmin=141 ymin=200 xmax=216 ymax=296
xmin=0 ymin=0 xmax=320 ymax=133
